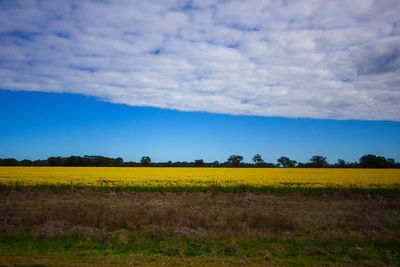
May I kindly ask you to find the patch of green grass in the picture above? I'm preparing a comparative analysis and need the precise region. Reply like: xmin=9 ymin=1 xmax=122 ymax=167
xmin=1 ymin=232 xmax=399 ymax=266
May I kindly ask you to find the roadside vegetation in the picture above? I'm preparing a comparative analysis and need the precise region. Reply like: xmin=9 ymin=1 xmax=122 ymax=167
xmin=1 ymin=189 xmax=399 ymax=266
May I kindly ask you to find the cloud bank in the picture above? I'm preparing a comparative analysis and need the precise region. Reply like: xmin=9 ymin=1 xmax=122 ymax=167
xmin=1 ymin=0 xmax=400 ymax=120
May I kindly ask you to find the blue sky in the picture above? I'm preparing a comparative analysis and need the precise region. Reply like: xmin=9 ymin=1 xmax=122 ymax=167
xmin=0 ymin=1 xmax=400 ymax=162
xmin=1 ymin=90 xmax=399 ymax=163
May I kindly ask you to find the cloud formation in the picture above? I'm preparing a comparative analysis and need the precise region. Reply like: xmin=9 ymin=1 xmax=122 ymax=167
xmin=1 ymin=0 xmax=399 ymax=120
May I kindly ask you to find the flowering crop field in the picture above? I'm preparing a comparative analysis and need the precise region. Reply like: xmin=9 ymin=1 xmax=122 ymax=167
xmin=0 ymin=167 xmax=399 ymax=193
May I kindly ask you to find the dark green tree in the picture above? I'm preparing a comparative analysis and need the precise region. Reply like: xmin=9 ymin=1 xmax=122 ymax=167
xmin=360 ymin=154 xmax=388 ymax=168
xmin=277 ymin=156 xmax=297 ymax=168
xmin=115 ymin=157 xmax=123 ymax=166
xmin=337 ymin=159 xmax=347 ymax=168
xmin=228 ymin=155 xmax=243 ymax=167
xmin=252 ymin=154 xmax=264 ymax=167
xmin=48 ymin=157 xmax=64 ymax=166
xmin=309 ymin=155 xmax=328 ymax=168
xmin=20 ymin=159 xmax=33 ymax=166
xmin=0 ymin=158 xmax=18 ymax=166
xmin=194 ymin=159 xmax=205 ymax=167
xmin=387 ymin=158 xmax=396 ymax=168
xmin=140 ymin=156 xmax=151 ymax=167
xmin=212 ymin=161 xmax=220 ymax=167
xmin=65 ymin=156 xmax=84 ymax=166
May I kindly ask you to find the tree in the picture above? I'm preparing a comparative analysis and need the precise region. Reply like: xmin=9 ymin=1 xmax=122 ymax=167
xmin=32 ymin=160 xmax=48 ymax=166
xmin=0 ymin=158 xmax=18 ymax=166
xmin=194 ymin=159 xmax=205 ymax=167
xmin=387 ymin=158 xmax=396 ymax=168
xmin=20 ymin=159 xmax=32 ymax=166
xmin=359 ymin=154 xmax=388 ymax=168
xmin=309 ymin=155 xmax=328 ymax=168
xmin=115 ymin=157 xmax=123 ymax=166
xmin=228 ymin=155 xmax=243 ymax=167
xmin=337 ymin=159 xmax=347 ymax=168
xmin=48 ymin=157 xmax=64 ymax=166
xmin=277 ymin=156 xmax=297 ymax=168
xmin=252 ymin=154 xmax=264 ymax=167
xmin=140 ymin=156 xmax=151 ymax=167
xmin=212 ymin=161 xmax=220 ymax=167
xmin=65 ymin=156 xmax=85 ymax=166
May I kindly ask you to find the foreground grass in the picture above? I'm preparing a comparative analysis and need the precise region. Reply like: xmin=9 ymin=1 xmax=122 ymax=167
xmin=1 ymin=189 xmax=399 ymax=266
xmin=1 ymin=233 xmax=399 ymax=266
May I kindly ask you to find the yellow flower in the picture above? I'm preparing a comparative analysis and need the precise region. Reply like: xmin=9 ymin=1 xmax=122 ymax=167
xmin=0 ymin=167 xmax=399 ymax=191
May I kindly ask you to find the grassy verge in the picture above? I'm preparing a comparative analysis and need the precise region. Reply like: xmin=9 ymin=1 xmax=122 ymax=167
xmin=1 ymin=232 xmax=399 ymax=266
xmin=1 ymin=190 xmax=399 ymax=266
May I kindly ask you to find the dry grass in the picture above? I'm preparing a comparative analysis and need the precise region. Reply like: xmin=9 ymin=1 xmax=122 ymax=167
xmin=1 ymin=189 xmax=400 ymax=266
xmin=0 ymin=189 xmax=399 ymax=246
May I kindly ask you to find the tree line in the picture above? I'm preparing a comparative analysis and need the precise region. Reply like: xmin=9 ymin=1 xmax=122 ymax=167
xmin=0 ymin=154 xmax=399 ymax=168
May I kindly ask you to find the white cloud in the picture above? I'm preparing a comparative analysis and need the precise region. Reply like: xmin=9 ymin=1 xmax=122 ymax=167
xmin=0 ymin=0 xmax=399 ymax=120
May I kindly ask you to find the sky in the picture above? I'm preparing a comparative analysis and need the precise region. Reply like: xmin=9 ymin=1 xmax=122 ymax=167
xmin=1 ymin=90 xmax=399 ymax=163
xmin=0 ymin=0 xmax=400 ymax=163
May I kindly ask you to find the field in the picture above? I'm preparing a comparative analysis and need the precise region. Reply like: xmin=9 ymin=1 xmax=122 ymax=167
xmin=1 ymin=167 xmax=399 ymax=193
xmin=1 ymin=167 xmax=400 ymax=266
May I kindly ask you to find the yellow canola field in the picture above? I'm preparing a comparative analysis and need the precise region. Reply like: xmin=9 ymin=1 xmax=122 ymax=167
xmin=0 ymin=167 xmax=399 ymax=190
